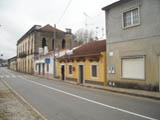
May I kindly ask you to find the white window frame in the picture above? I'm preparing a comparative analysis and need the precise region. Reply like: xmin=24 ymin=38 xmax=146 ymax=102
xmin=122 ymin=6 xmax=140 ymax=29
xmin=121 ymin=56 xmax=145 ymax=80
xmin=90 ymin=63 xmax=98 ymax=79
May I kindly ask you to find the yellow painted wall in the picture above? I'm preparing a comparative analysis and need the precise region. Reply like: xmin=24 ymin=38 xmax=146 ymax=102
xmin=57 ymin=51 xmax=107 ymax=86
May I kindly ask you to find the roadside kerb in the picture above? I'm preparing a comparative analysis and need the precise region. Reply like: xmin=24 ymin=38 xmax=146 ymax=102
xmin=33 ymin=74 xmax=160 ymax=100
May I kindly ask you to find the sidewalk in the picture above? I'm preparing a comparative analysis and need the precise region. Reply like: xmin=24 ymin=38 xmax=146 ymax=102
xmin=34 ymin=74 xmax=160 ymax=100
xmin=83 ymin=84 xmax=160 ymax=100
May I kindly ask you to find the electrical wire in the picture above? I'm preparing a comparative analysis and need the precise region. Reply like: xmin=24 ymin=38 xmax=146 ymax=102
xmin=57 ymin=0 xmax=72 ymax=25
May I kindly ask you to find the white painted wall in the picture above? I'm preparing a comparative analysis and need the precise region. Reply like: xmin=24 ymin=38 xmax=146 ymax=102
xmin=34 ymin=49 xmax=69 ymax=76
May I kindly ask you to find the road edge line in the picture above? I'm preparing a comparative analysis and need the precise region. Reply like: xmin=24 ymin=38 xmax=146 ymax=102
xmin=25 ymin=79 xmax=158 ymax=120
xmin=1 ymin=79 xmax=47 ymax=120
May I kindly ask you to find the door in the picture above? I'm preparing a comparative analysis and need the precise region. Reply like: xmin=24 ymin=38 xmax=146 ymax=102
xmin=61 ymin=65 xmax=65 ymax=80
xmin=42 ymin=63 xmax=45 ymax=75
xmin=79 ymin=65 xmax=84 ymax=84
xmin=39 ymin=64 xmax=41 ymax=75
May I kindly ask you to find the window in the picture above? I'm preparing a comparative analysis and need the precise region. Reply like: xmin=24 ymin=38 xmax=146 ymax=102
xmin=123 ymin=8 xmax=139 ymax=28
xmin=47 ymin=63 xmax=49 ymax=72
xmin=91 ymin=65 xmax=97 ymax=77
xmin=52 ymin=39 xmax=54 ymax=50
xmin=28 ymin=41 xmax=30 ymax=51
xmin=42 ymin=38 xmax=47 ymax=48
xmin=121 ymin=57 xmax=145 ymax=79
xmin=69 ymin=65 xmax=72 ymax=74
xmin=62 ymin=39 xmax=66 ymax=49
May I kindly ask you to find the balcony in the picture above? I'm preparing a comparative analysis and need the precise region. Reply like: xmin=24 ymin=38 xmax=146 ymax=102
xmin=19 ymin=52 xmax=27 ymax=58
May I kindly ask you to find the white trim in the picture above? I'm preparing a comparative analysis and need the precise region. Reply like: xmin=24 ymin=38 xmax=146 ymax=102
xmin=90 ymin=63 xmax=99 ymax=79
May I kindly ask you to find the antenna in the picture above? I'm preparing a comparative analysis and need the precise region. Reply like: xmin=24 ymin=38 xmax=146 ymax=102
xmin=96 ymin=27 xmax=99 ymax=40
xmin=83 ymin=12 xmax=88 ymax=29
xmin=83 ymin=12 xmax=89 ymax=43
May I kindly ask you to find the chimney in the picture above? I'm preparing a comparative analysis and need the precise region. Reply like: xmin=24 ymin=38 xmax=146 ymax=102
xmin=65 ymin=28 xmax=72 ymax=34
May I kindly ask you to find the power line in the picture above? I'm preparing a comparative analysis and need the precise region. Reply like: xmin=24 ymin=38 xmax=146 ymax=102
xmin=57 ymin=0 xmax=72 ymax=25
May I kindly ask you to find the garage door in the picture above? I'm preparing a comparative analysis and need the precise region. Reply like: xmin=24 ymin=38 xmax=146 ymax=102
xmin=122 ymin=57 xmax=145 ymax=79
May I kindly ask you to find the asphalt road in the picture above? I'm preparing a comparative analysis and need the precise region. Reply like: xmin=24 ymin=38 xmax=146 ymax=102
xmin=0 ymin=67 xmax=160 ymax=120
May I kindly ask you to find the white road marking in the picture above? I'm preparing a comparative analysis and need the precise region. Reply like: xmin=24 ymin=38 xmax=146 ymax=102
xmin=0 ymin=74 xmax=17 ymax=78
xmin=5 ymin=75 xmax=10 ymax=78
xmin=21 ymin=78 xmax=157 ymax=120
xmin=18 ymin=75 xmax=22 ymax=78
xmin=0 ymin=76 xmax=4 ymax=78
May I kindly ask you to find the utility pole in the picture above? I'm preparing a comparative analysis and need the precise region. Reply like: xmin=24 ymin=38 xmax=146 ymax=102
xmin=53 ymin=24 xmax=56 ymax=78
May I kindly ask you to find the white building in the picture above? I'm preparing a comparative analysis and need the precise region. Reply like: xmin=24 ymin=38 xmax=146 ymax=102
xmin=34 ymin=47 xmax=70 ymax=79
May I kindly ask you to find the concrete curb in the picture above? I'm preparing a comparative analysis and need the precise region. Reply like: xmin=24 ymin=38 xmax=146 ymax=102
xmin=33 ymin=74 xmax=160 ymax=100
xmin=19 ymin=72 xmax=160 ymax=101
xmin=82 ymin=84 xmax=160 ymax=100
xmin=1 ymin=79 xmax=47 ymax=120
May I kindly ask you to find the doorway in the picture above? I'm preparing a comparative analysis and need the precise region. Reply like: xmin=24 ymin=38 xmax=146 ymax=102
xmin=39 ymin=64 xmax=41 ymax=75
xmin=79 ymin=65 xmax=84 ymax=84
xmin=42 ymin=63 xmax=45 ymax=75
xmin=61 ymin=65 xmax=65 ymax=80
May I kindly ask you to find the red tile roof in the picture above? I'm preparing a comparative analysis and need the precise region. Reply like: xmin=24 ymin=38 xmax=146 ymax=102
xmin=73 ymin=40 xmax=106 ymax=57
xmin=59 ymin=40 xmax=106 ymax=59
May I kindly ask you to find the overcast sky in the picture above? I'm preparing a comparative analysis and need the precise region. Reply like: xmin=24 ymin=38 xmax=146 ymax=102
xmin=0 ymin=0 xmax=118 ymax=59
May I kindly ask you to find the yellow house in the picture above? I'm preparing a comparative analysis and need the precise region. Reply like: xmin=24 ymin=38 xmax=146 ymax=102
xmin=57 ymin=40 xmax=107 ymax=86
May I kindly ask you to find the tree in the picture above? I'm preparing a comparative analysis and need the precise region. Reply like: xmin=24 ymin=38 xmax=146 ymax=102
xmin=73 ymin=28 xmax=96 ymax=45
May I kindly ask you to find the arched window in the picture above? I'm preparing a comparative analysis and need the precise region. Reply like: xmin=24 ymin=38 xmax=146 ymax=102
xmin=62 ymin=39 xmax=66 ymax=49
xmin=52 ymin=39 xmax=54 ymax=50
xmin=42 ymin=38 xmax=47 ymax=48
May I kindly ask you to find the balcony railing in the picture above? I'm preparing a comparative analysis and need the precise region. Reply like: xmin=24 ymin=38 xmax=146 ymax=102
xmin=19 ymin=52 xmax=27 ymax=58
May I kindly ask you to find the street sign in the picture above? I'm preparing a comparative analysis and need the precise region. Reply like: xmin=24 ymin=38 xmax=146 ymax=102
xmin=45 ymin=58 xmax=50 ymax=64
